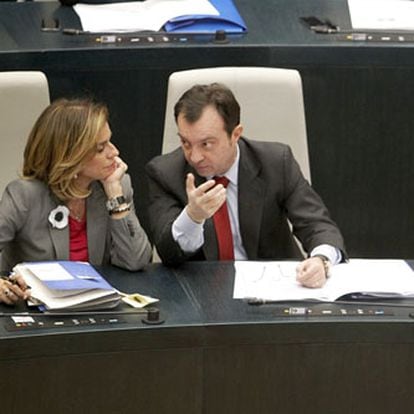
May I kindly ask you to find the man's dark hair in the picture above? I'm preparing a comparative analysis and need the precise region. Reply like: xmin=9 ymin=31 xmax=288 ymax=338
xmin=174 ymin=83 xmax=240 ymax=136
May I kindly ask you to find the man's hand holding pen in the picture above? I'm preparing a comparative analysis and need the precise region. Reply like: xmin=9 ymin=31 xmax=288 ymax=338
xmin=296 ymin=257 xmax=328 ymax=289
xmin=0 ymin=274 xmax=31 ymax=305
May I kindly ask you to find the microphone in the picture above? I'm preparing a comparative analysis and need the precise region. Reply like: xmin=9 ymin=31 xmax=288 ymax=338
xmin=243 ymin=297 xmax=276 ymax=305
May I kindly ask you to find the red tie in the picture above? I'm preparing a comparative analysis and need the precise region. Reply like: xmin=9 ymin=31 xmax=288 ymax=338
xmin=212 ymin=176 xmax=234 ymax=261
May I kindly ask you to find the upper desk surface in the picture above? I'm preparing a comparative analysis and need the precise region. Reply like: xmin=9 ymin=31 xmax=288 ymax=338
xmin=2 ymin=261 xmax=414 ymax=353
xmin=1 ymin=0 xmax=414 ymax=67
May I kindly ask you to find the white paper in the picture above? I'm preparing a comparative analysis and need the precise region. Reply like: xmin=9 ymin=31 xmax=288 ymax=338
xmin=25 ymin=262 xmax=74 ymax=281
xmin=74 ymin=0 xmax=219 ymax=33
xmin=233 ymin=259 xmax=414 ymax=302
xmin=348 ymin=0 xmax=414 ymax=30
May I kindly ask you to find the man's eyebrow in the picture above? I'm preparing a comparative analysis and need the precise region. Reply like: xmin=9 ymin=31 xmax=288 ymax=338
xmin=178 ymin=133 xmax=196 ymax=142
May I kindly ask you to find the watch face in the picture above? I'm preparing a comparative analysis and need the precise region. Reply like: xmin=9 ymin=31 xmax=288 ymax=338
xmin=106 ymin=196 xmax=126 ymax=211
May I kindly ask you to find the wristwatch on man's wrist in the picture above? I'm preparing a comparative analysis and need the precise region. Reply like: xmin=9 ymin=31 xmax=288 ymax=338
xmin=106 ymin=195 xmax=126 ymax=212
xmin=313 ymin=254 xmax=331 ymax=278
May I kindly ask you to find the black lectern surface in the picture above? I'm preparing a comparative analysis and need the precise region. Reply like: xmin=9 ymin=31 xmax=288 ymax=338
xmin=0 ymin=0 xmax=413 ymax=260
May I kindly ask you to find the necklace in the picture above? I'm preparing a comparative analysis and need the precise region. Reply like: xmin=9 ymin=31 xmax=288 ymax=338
xmin=67 ymin=199 xmax=86 ymax=222
xmin=70 ymin=211 xmax=84 ymax=222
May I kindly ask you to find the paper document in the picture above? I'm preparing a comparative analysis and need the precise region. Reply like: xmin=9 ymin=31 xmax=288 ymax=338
xmin=25 ymin=262 xmax=75 ymax=281
xmin=348 ymin=0 xmax=414 ymax=30
xmin=74 ymin=0 xmax=219 ymax=33
xmin=233 ymin=259 xmax=414 ymax=302
xmin=15 ymin=261 xmax=120 ymax=311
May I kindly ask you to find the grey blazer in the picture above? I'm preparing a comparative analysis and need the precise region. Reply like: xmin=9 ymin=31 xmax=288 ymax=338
xmin=145 ymin=137 xmax=346 ymax=266
xmin=0 ymin=174 xmax=152 ymax=272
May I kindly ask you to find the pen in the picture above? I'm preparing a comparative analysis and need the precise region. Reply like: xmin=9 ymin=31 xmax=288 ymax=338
xmin=244 ymin=299 xmax=313 ymax=315
xmin=244 ymin=297 xmax=273 ymax=305
xmin=63 ymin=28 xmax=88 ymax=35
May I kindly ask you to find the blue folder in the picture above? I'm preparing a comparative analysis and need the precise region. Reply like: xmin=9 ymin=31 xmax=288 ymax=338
xmin=163 ymin=0 xmax=247 ymax=34
xmin=27 ymin=261 xmax=114 ymax=292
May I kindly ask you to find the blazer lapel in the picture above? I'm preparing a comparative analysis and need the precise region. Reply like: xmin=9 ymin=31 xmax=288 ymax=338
xmin=47 ymin=197 xmax=70 ymax=260
xmin=49 ymin=226 xmax=69 ymax=260
xmin=86 ymin=183 xmax=107 ymax=264
xmin=238 ymin=141 xmax=266 ymax=259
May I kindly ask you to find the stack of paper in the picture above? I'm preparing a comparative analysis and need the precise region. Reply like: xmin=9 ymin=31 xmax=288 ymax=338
xmin=14 ymin=261 xmax=120 ymax=311
xmin=348 ymin=0 xmax=414 ymax=31
xmin=233 ymin=259 xmax=414 ymax=302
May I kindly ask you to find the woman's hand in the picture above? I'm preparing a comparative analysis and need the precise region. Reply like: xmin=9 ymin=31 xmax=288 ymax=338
xmin=0 ymin=274 xmax=30 ymax=305
xmin=101 ymin=156 xmax=128 ymax=198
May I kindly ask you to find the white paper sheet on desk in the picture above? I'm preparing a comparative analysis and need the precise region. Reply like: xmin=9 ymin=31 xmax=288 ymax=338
xmin=233 ymin=259 xmax=414 ymax=302
xmin=24 ymin=262 xmax=74 ymax=281
xmin=348 ymin=0 xmax=414 ymax=30
xmin=74 ymin=0 xmax=219 ymax=33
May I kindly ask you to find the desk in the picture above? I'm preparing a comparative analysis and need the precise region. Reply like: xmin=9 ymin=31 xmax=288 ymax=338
xmin=0 ymin=1 xmax=413 ymax=258
xmin=1 ymin=262 xmax=414 ymax=413
xmin=0 ymin=264 xmax=205 ymax=413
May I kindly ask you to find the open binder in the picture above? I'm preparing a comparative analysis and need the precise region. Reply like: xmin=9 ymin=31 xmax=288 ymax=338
xmin=73 ymin=0 xmax=247 ymax=34
xmin=14 ymin=261 xmax=120 ymax=311
xmin=164 ymin=0 xmax=247 ymax=34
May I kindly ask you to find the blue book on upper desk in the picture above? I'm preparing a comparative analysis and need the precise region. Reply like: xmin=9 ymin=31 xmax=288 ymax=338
xmin=164 ymin=0 xmax=247 ymax=34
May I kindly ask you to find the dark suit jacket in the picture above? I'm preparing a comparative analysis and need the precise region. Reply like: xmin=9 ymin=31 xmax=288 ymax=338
xmin=145 ymin=138 xmax=346 ymax=266
xmin=0 ymin=174 xmax=152 ymax=272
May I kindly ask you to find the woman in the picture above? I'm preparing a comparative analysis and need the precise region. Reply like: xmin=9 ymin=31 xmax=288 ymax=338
xmin=0 ymin=98 xmax=152 ymax=305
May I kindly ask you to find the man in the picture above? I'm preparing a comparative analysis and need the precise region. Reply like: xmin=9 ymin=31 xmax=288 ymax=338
xmin=145 ymin=83 xmax=347 ymax=288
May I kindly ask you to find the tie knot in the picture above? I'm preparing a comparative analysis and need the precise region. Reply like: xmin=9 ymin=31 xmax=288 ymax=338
xmin=214 ymin=176 xmax=229 ymax=188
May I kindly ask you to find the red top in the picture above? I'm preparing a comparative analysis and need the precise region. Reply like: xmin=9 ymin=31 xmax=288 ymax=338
xmin=69 ymin=216 xmax=89 ymax=262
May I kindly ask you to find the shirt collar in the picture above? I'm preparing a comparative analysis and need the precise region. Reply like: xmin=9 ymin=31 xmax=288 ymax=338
xmin=208 ymin=144 xmax=239 ymax=185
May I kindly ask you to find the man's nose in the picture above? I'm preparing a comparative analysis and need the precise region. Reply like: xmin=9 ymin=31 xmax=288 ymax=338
xmin=189 ymin=147 xmax=203 ymax=163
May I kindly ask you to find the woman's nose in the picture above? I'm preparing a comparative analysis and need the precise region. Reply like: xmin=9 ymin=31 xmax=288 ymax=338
xmin=108 ymin=142 xmax=119 ymax=157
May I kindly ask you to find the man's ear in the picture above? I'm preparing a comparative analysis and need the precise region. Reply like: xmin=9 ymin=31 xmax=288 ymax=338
xmin=232 ymin=124 xmax=243 ymax=142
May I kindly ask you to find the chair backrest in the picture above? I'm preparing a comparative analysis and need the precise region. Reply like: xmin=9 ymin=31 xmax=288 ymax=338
xmin=162 ymin=66 xmax=311 ymax=181
xmin=0 ymin=71 xmax=50 ymax=194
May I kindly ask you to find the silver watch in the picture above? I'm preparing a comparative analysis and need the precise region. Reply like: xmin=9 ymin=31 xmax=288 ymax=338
xmin=106 ymin=195 xmax=126 ymax=212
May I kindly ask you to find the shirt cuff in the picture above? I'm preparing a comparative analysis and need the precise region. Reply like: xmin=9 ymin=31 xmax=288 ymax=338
xmin=172 ymin=207 xmax=204 ymax=252
xmin=310 ymin=244 xmax=342 ymax=265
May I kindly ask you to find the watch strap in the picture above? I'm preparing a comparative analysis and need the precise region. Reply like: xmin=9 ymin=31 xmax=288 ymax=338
xmin=312 ymin=254 xmax=331 ymax=278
